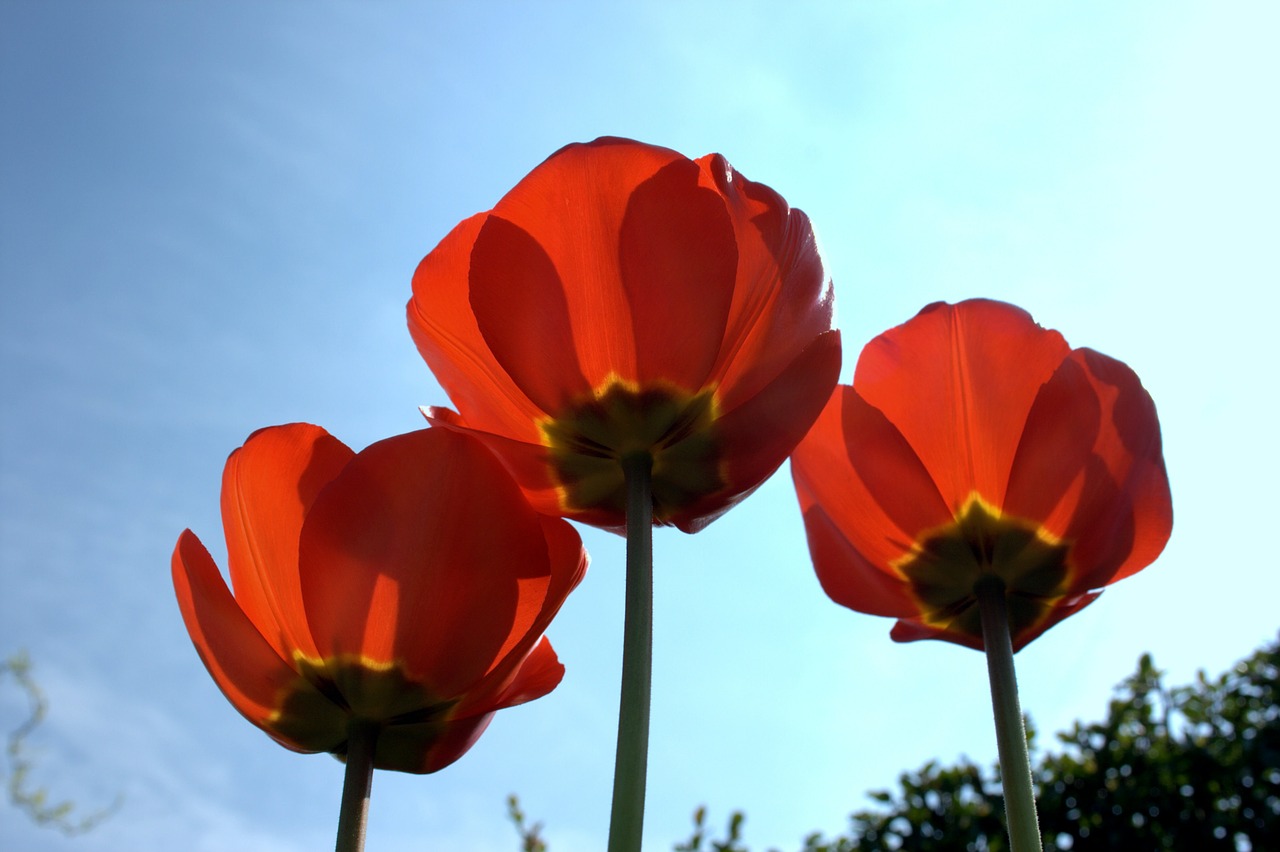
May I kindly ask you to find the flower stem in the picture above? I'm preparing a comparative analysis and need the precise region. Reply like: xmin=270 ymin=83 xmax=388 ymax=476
xmin=335 ymin=719 xmax=379 ymax=852
xmin=607 ymin=452 xmax=654 ymax=852
xmin=975 ymin=577 xmax=1043 ymax=852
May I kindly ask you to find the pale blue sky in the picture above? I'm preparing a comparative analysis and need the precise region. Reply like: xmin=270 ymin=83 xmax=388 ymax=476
xmin=2 ymin=3 xmax=1277 ymax=851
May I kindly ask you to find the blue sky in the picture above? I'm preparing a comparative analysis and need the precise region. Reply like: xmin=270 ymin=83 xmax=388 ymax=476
xmin=1 ymin=2 xmax=1277 ymax=850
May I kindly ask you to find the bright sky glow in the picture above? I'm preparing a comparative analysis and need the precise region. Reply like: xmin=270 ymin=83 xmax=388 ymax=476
xmin=2 ymin=3 xmax=1278 ymax=851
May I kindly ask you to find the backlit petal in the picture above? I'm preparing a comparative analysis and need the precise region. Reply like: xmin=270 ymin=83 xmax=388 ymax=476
xmin=674 ymin=330 xmax=841 ymax=533
xmin=794 ymin=384 xmax=942 ymax=574
xmin=408 ymin=212 xmax=546 ymax=440
xmin=1061 ymin=349 xmax=1173 ymax=589
xmin=221 ymin=424 xmax=352 ymax=661
xmin=1004 ymin=356 xmax=1102 ymax=535
xmin=802 ymin=506 xmax=920 ymax=618
xmin=360 ymin=709 xmax=495 ymax=775
xmin=539 ymin=512 xmax=591 ymax=610
xmin=620 ymin=156 xmax=737 ymax=389
xmin=487 ymin=636 xmax=565 ymax=709
xmin=457 ymin=516 xmax=585 ymax=712
xmin=172 ymin=530 xmax=332 ymax=743
xmin=454 ymin=518 xmax=586 ymax=716
xmin=422 ymin=407 xmax=570 ymax=523
xmin=485 ymin=138 xmax=684 ymax=388
xmin=469 ymin=214 xmax=592 ymax=413
xmin=855 ymin=300 xmax=1070 ymax=511
xmin=837 ymin=387 xmax=954 ymax=548
xmin=706 ymin=157 xmax=834 ymax=411
xmin=299 ymin=429 xmax=550 ymax=701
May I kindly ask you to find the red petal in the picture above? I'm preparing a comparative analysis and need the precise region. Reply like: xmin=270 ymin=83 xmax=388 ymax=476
xmin=172 ymin=530 xmax=332 ymax=744
xmin=470 ymin=516 xmax=584 ymax=691
xmin=791 ymin=385 xmax=942 ymax=617
xmin=801 ymin=505 xmax=921 ymax=618
xmin=1081 ymin=349 xmax=1172 ymax=582
xmin=454 ymin=518 xmax=586 ymax=716
xmin=414 ymin=713 xmax=496 ymax=775
xmin=298 ymin=429 xmax=553 ymax=701
xmin=539 ymin=512 xmax=591 ymax=606
xmin=837 ymin=386 xmax=954 ymax=547
xmin=221 ymin=424 xmax=352 ymax=661
xmin=620 ymin=156 xmax=737 ymax=389
xmin=484 ymin=138 xmax=684 ymax=389
xmin=704 ymin=157 xmax=835 ymax=412
xmin=468 ymin=214 xmax=592 ymax=413
xmin=674 ymin=330 xmax=840 ymax=533
xmin=368 ymin=711 xmax=495 ymax=775
xmin=422 ymin=408 xmax=571 ymax=523
xmin=788 ymin=381 xmax=952 ymax=573
xmin=487 ymin=636 xmax=565 ymax=709
xmin=375 ymin=633 xmax=571 ymax=775
xmin=408 ymin=212 xmax=546 ymax=441
xmin=1003 ymin=355 xmax=1102 ymax=534
xmin=854 ymin=300 xmax=1071 ymax=512
xmin=1059 ymin=349 xmax=1173 ymax=590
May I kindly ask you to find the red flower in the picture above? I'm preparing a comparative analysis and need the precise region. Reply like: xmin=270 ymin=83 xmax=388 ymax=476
xmin=791 ymin=299 xmax=1172 ymax=651
xmin=172 ymin=425 xmax=587 ymax=773
xmin=408 ymin=137 xmax=841 ymax=533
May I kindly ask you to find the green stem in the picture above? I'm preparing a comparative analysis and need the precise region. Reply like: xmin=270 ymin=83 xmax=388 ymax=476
xmin=975 ymin=577 xmax=1043 ymax=852
xmin=335 ymin=719 xmax=380 ymax=852
xmin=606 ymin=453 xmax=654 ymax=852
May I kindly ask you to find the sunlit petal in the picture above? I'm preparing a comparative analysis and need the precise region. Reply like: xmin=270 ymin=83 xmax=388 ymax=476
xmin=802 ymin=507 xmax=920 ymax=618
xmin=172 ymin=530 xmax=328 ymax=738
xmin=793 ymin=299 xmax=1171 ymax=651
xmin=469 ymin=215 xmax=592 ymax=413
xmin=175 ymin=421 xmax=584 ymax=774
xmin=855 ymin=299 xmax=1070 ymax=511
xmin=222 ymin=424 xmax=352 ymax=661
xmin=409 ymin=212 xmax=546 ymax=439
xmin=408 ymin=137 xmax=840 ymax=532
xmin=707 ymin=159 xmax=834 ymax=411
xmin=674 ymin=329 xmax=841 ymax=533
xmin=621 ymin=157 xmax=737 ymax=389
xmin=298 ymin=429 xmax=548 ymax=700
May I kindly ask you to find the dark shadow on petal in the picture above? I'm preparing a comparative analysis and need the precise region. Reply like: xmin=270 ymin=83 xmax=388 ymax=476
xmin=469 ymin=215 xmax=590 ymax=413
xmin=621 ymin=157 xmax=737 ymax=389
xmin=1004 ymin=356 xmax=1101 ymax=523
xmin=842 ymin=388 xmax=951 ymax=542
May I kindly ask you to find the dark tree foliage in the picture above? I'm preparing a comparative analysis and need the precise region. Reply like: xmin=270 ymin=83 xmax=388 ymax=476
xmin=677 ymin=637 xmax=1279 ymax=852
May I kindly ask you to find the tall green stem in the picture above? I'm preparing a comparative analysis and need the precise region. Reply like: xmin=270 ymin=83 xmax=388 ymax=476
xmin=335 ymin=719 xmax=379 ymax=852
xmin=975 ymin=577 xmax=1043 ymax=852
xmin=606 ymin=453 xmax=654 ymax=852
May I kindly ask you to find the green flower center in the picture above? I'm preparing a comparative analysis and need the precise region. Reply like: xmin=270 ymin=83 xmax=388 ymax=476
xmin=540 ymin=379 xmax=724 ymax=522
xmin=894 ymin=495 xmax=1073 ymax=642
xmin=269 ymin=654 xmax=455 ymax=758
